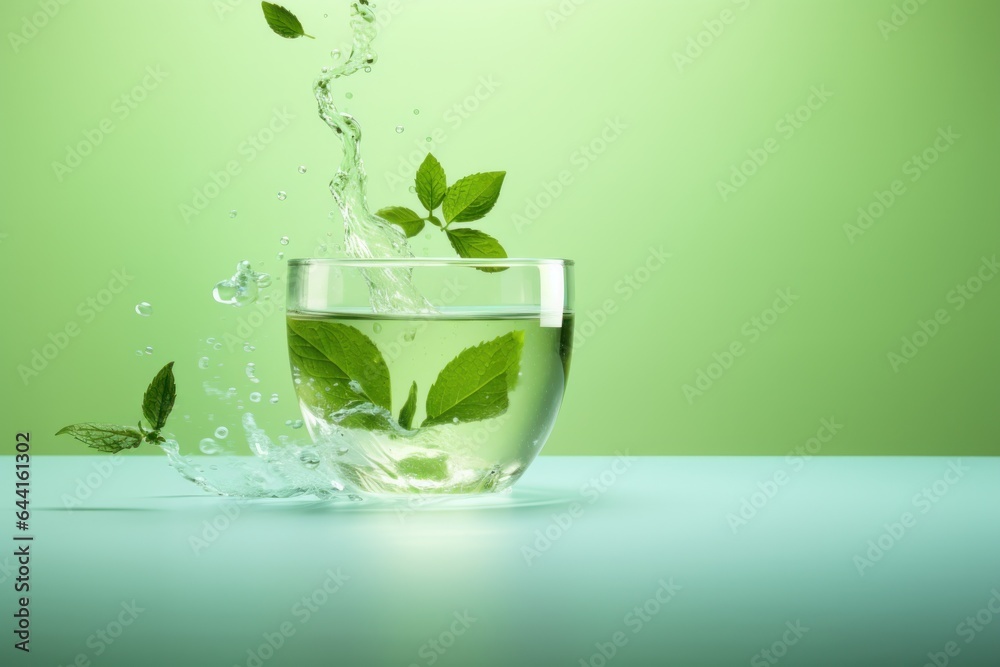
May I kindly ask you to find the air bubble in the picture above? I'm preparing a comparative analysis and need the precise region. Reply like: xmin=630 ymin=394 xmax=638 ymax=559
xmin=395 ymin=125 xmax=404 ymax=134
xmin=279 ymin=236 xmax=290 ymax=245
xmin=243 ymin=343 xmax=255 ymax=353
xmin=246 ymin=363 xmax=259 ymax=384
xmin=298 ymin=165 xmax=307 ymax=174
xmin=321 ymin=66 xmax=330 ymax=74
xmin=213 ymin=342 xmax=223 ymax=350
xmin=336 ymin=447 xmax=349 ymax=456
xmin=270 ymin=393 xmax=279 ymax=404
xmin=256 ymin=273 xmax=272 ymax=288
xmin=276 ymin=252 xmax=285 ymax=260
xmin=229 ymin=209 xmax=238 ymax=218
xmin=345 ymin=92 xmax=353 ymax=99
xmin=199 ymin=438 xmax=222 ymax=455
xmin=285 ymin=419 xmax=304 ymax=429
xmin=413 ymin=109 xmax=420 ymax=115
xmin=425 ymin=137 xmax=432 ymax=143
xmin=135 ymin=302 xmax=152 ymax=316
xmin=198 ymin=356 xmax=210 ymax=369
xmin=135 ymin=350 xmax=143 ymax=357
xmin=250 ymin=392 xmax=261 ymax=403
xmin=330 ymin=49 xmax=340 ymax=59
xmin=452 ymin=417 xmax=459 ymax=424
xmin=213 ymin=260 xmax=270 ymax=308
xmin=145 ymin=346 xmax=154 ymax=355
xmin=364 ymin=66 xmax=372 ymax=73
xmin=408 ymin=186 xmax=417 ymax=194
xmin=373 ymin=323 xmax=382 ymax=333
xmin=214 ymin=427 xmax=229 ymax=439
xmin=299 ymin=450 xmax=321 ymax=469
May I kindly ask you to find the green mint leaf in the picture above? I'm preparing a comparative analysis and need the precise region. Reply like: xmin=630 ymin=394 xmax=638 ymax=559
xmin=376 ymin=206 xmax=425 ymax=238
xmin=397 ymin=455 xmax=448 ymax=481
xmin=398 ymin=381 xmax=418 ymax=430
xmin=142 ymin=362 xmax=176 ymax=431
xmin=261 ymin=2 xmax=314 ymax=39
xmin=287 ymin=320 xmax=394 ymax=429
xmin=422 ymin=331 xmax=524 ymax=427
xmin=416 ymin=154 xmax=447 ymax=212
xmin=442 ymin=172 xmax=506 ymax=223
xmin=446 ymin=228 xmax=508 ymax=273
xmin=427 ymin=214 xmax=442 ymax=228
xmin=56 ymin=423 xmax=145 ymax=453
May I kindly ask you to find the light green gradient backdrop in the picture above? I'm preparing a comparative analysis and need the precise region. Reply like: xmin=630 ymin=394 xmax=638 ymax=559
xmin=1 ymin=0 xmax=997 ymax=455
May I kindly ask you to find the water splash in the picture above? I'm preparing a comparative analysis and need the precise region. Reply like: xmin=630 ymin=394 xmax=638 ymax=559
xmin=213 ymin=261 xmax=270 ymax=307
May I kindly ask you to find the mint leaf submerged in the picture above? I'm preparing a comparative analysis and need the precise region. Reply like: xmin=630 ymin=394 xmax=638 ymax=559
xmin=398 ymin=381 xmax=418 ymax=430
xmin=287 ymin=319 xmax=395 ymax=429
xmin=261 ymin=2 xmax=314 ymax=39
xmin=422 ymin=331 xmax=524 ymax=427
xmin=442 ymin=172 xmax=506 ymax=223
xmin=142 ymin=362 xmax=176 ymax=431
xmin=55 ymin=424 xmax=145 ymax=453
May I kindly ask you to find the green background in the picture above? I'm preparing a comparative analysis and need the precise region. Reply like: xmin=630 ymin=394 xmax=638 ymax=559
xmin=1 ymin=0 xmax=997 ymax=456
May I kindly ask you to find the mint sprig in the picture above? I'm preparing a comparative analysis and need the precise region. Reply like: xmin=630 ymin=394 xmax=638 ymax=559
xmin=261 ymin=2 xmax=315 ymax=39
xmin=377 ymin=154 xmax=509 ymax=271
xmin=288 ymin=322 xmax=524 ymax=434
xmin=57 ymin=362 xmax=177 ymax=453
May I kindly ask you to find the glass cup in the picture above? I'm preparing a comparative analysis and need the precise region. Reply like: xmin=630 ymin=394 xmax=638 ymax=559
xmin=286 ymin=258 xmax=574 ymax=494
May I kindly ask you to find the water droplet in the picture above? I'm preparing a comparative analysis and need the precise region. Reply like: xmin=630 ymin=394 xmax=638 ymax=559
xmin=290 ymin=419 xmax=304 ymax=429
xmin=345 ymin=92 xmax=353 ymax=99
xmin=298 ymin=165 xmax=307 ymax=174
xmin=413 ymin=109 xmax=420 ymax=115
xmin=277 ymin=191 xmax=287 ymax=201
xmin=425 ymin=136 xmax=432 ymax=143
xmin=214 ymin=426 xmax=229 ymax=439
xmin=246 ymin=363 xmax=259 ymax=384
xmin=144 ymin=346 xmax=154 ymax=355
xmin=213 ymin=342 xmax=223 ymax=350
xmin=279 ymin=236 xmax=290 ymax=245
xmin=135 ymin=350 xmax=143 ymax=357
xmin=229 ymin=209 xmax=238 ymax=218
xmin=373 ymin=323 xmax=382 ymax=333
xmin=336 ymin=447 xmax=349 ymax=456
xmin=250 ymin=392 xmax=261 ymax=403
xmin=269 ymin=393 xmax=279 ymax=404
xmin=321 ymin=66 xmax=330 ymax=74
xmin=323 ymin=13 xmax=328 ymax=18
xmin=299 ymin=449 xmax=321 ymax=469
xmin=395 ymin=125 xmax=404 ymax=134
xmin=364 ymin=66 xmax=372 ymax=73
xmin=452 ymin=417 xmax=459 ymax=424
xmin=276 ymin=252 xmax=285 ymax=260
xmin=243 ymin=343 xmax=255 ymax=353
xmin=403 ymin=330 xmax=415 ymax=342
xmin=364 ymin=53 xmax=375 ymax=64
xmin=198 ymin=356 xmax=210 ymax=369
xmin=256 ymin=273 xmax=272 ymax=288
xmin=135 ymin=302 xmax=152 ymax=317
xmin=199 ymin=438 xmax=222 ymax=455
xmin=330 ymin=49 xmax=340 ymax=59
xmin=408 ymin=185 xmax=417 ymax=194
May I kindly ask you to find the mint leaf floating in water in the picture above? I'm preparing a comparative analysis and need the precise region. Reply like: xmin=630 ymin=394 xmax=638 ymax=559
xmin=398 ymin=381 xmax=418 ymax=430
xmin=142 ymin=361 xmax=176 ymax=431
xmin=422 ymin=331 xmax=524 ymax=427
xmin=55 ymin=424 xmax=145 ymax=454
xmin=416 ymin=153 xmax=447 ymax=212
xmin=261 ymin=2 xmax=315 ymax=39
xmin=286 ymin=319 xmax=395 ymax=429
xmin=57 ymin=362 xmax=177 ymax=451
xmin=442 ymin=172 xmax=506 ymax=223
xmin=375 ymin=206 xmax=425 ymax=238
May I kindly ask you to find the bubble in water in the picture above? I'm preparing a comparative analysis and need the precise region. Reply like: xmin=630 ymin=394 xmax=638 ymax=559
xmin=276 ymin=252 xmax=285 ymax=260
xmin=270 ymin=393 xmax=279 ymax=404
xmin=135 ymin=350 xmax=143 ymax=357
xmin=408 ymin=186 xmax=417 ymax=194
xmin=345 ymin=92 xmax=353 ymax=99
xmin=213 ymin=342 xmax=223 ymax=350
xmin=198 ymin=356 xmax=210 ymax=369
xmin=277 ymin=191 xmax=287 ymax=201
xmin=279 ymin=236 xmax=290 ymax=245
xmin=243 ymin=343 xmax=255 ymax=353
xmin=413 ymin=109 xmax=420 ymax=115
xmin=246 ymin=362 xmax=259 ymax=383
xmin=373 ymin=323 xmax=382 ymax=333
xmin=199 ymin=438 xmax=222 ymax=455
xmin=330 ymin=49 xmax=340 ymax=59
xmin=214 ymin=426 xmax=229 ymax=439
xmin=298 ymin=165 xmax=307 ymax=174
xmin=452 ymin=417 xmax=459 ymax=424
xmin=364 ymin=52 xmax=375 ymax=64
xmin=213 ymin=260 xmax=270 ymax=308
xmin=229 ymin=209 xmax=238 ymax=218
xmin=250 ymin=392 xmax=261 ymax=403
xmin=285 ymin=419 xmax=304 ymax=429
xmin=364 ymin=66 xmax=372 ymax=73
xmin=336 ymin=447 xmax=349 ymax=456
xmin=299 ymin=449 xmax=321 ymax=469
xmin=321 ymin=66 xmax=330 ymax=74
xmin=425 ymin=137 xmax=432 ymax=143
xmin=145 ymin=346 xmax=154 ymax=355
xmin=135 ymin=302 xmax=152 ymax=317
xmin=395 ymin=125 xmax=404 ymax=134
xmin=207 ymin=337 xmax=215 ymax=344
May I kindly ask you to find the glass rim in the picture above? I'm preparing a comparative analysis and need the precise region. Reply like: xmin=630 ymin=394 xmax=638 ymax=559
xmin=287 ymin=257 xmax=574 ymax=268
